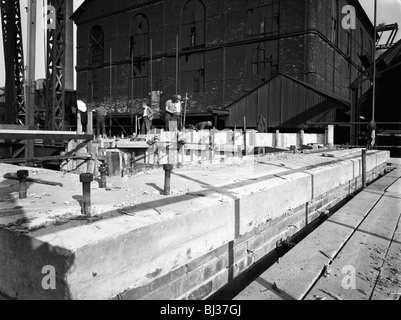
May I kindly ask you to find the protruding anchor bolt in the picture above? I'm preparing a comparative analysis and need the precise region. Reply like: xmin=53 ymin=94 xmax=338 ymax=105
xmin=80 ymin=173 xmax=94 ymax=216
xmin=17 ymin=170 xmax=29 ymax=199
xmin=99 ymin=164 xmax=108 ymax=189
xmin=163 ymin=164 xmax=174 ymax=196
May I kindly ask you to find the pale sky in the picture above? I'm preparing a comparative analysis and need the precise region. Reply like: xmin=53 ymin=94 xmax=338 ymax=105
xmin=1 ymin=0 xmax=401 ymax=87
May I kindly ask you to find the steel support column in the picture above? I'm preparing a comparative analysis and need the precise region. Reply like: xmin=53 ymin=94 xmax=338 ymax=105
xmin=0 ymin=0 xmax=25 ymax=125
xmin=46 ymin=0 xmax=70 ymax=131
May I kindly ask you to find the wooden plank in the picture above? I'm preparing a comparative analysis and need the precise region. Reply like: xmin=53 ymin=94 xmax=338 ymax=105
xmin=216 ymin=145 xmax=243 ymax=153
xmin=233 ymin=189 xmax=384 ymax=300
xmin=370 ymin=210 xmax=401 ymax=300
xmin=75 ymin=141 xmax=89 ymax=174
xmin=365 ymin=175 xmax=401 ymax=194
xmin=386 ymin=177 xmax=401 ymax=194
xmin=107 ymin=151 xmax=122 ymax=177
xmin=305 ymin=194 xmax=401 ymax=300
xmin=116 ymin=140 xmax=150 ymax=149
xmin=66 ymin=140 xmax=73 ymax=171
xmin=0 ymin=130 xmax=93 ymax=141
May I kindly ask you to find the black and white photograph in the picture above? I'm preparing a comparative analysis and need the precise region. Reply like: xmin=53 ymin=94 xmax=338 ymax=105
xmin=0 ymin=0 xmax=400 ymax=305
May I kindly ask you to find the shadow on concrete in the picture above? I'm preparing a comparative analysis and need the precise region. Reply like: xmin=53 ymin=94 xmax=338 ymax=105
xmin=146 ymin=183 xmax=164 ymax=195
xmin=255 ymin=277 xmax=296 ymax=300
xmin=0 ymin=177 xmax=33 ymax=217
xmin=327 ymin=219 xmax=401 ymax=245
xmin=72 ymin=195 xmax=83 ymax=204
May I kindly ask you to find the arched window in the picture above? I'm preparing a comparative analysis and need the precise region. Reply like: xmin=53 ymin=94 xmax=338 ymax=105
xmin=181 ymin=0 xmax=205 ymax=49
xmin=252 ymin=44 xmax=266 ymax=77
xmin=245 ymin=41 xmax=278 ymax=90
xmin=246 ymin=0 xmax=280 ymax=37
xmin=89 ymin=26 xmax=104 ymax=66
xmin=129 ymin=14 xmax=149 ymax=99
xmin=130 ymin=14 xmax=149 ymax=58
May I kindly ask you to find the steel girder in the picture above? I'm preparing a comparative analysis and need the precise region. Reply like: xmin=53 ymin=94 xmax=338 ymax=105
xmin=0 ymin=0 xmax=25 ymax=125
xmin=46 ymin=0 xmax=66 ymax=131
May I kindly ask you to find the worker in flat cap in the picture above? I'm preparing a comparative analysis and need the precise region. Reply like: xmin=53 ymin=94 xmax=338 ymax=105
xmin=165 ymin=94 xmax=182 ymax=131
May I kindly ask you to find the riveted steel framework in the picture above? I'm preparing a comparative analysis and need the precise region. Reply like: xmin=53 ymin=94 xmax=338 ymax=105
xmin=0 ymin=0 xmax=25 ymax=124
xmin=46 ymin=0 xmax=66 ymax=131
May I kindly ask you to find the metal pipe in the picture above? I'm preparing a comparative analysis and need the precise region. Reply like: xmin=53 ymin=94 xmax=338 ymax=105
xmin=110 ymin=48 xmax=113 ymax=137
xmin=372 ymin=0 xmax=377 ymax=122
xmin=25 ymin=0 xmax=37 ymax=165
xmin=362 ymin=150 xmax=367 ymax=189
xmin=176 ymin=35 xmax=179 ymax=95
xmin=17 ymin=170 xmax=29 ymax=199
xmin=163 ymin=164 xmax=173 ymax=196
xmin=243 ymin=117 xmax=247 ymax=156
xmin=65 ymin=0 xmax=74 ymax=91
xmin=80 ymin=173 xmax=93 ymax=216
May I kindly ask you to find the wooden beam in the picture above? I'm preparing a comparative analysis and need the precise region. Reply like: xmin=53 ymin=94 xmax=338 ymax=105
xmin=211 ymin=109 xmax=230 ymax=116
xmin=0 ymin=130 xmax=94 ymax=141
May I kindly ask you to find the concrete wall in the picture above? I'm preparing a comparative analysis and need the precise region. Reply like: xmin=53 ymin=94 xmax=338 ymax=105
xmin=0 ymin=150 xmax=390 ymax=300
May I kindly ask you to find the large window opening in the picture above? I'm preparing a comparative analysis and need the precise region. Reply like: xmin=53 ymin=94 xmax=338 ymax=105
xmin=181 ymin=0 xmax=205 ymax=49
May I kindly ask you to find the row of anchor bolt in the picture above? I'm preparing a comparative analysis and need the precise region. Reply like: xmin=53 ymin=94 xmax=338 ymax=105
xmin=16 ymin=163 xmax=174 ymax=216
xmin=80 ymin=164 xmax=174 ymax=214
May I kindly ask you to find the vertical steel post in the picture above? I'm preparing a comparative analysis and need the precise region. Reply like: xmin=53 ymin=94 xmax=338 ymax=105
xmin=25 ymin=0 xmax=36 ymax=164
xmin=243 ymin=117 xmax=247 ymax=156
xmin=80 ymin=173 xmax=93 ymax=216
xmin=362 ymin=149 xmax=367 ymax=189
xmin=163 ymin=164 xmax=173 ymax=196
xmin=17 ymin=170 xmax=29 ymax=199
xmin=372 ymin=0 xmax=377 ymax=122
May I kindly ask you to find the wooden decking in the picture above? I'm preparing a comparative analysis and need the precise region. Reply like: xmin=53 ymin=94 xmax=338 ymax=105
xmin=234 ymin=167 xmax=401 ymax=300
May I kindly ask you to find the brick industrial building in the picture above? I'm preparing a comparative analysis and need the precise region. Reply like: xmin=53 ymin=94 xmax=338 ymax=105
xmin=72 ymin=0 xmax=374 ymax=136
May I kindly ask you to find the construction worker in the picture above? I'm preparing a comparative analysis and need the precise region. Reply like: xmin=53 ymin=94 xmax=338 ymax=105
xmin=94 ymin=104 xmax=107 ymax=138
xmin=140 ymin=100 xmax=154 ymax=134
xmin=165 ymin=95 xmax=182 ymax=131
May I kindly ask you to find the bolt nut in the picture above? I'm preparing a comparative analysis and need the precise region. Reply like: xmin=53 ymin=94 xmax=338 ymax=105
xmin=163 ymin=164 xmax=174 ymax=171
xmin=80 ymin=173 xmax=94 ymax=184
xmin=17 ymin=170 xmax=29 ymax=179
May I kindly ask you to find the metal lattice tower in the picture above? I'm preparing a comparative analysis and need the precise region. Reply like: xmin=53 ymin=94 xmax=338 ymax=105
xmin=0 ymin=0 xmax=25 ymax=125
xmin=46 ymin=0 xmax=67 ymax=131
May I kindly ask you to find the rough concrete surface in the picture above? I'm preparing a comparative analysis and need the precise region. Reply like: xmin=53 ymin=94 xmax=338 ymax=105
xmin=0 ymin=150 xmax=390 ymax=300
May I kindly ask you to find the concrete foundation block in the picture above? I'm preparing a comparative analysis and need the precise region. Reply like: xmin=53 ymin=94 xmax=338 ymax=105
xmin=0 ymin=151 xmax=391 ymax=300
xmin=233 ymin=172 xmax=312 ymax=235
xmin=306 ymin=160 xmax=354 ymax=199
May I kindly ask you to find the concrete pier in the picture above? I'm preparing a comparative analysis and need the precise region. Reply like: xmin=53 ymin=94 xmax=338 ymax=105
xmin=0 ymin=150 xmax=390 ymax=300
